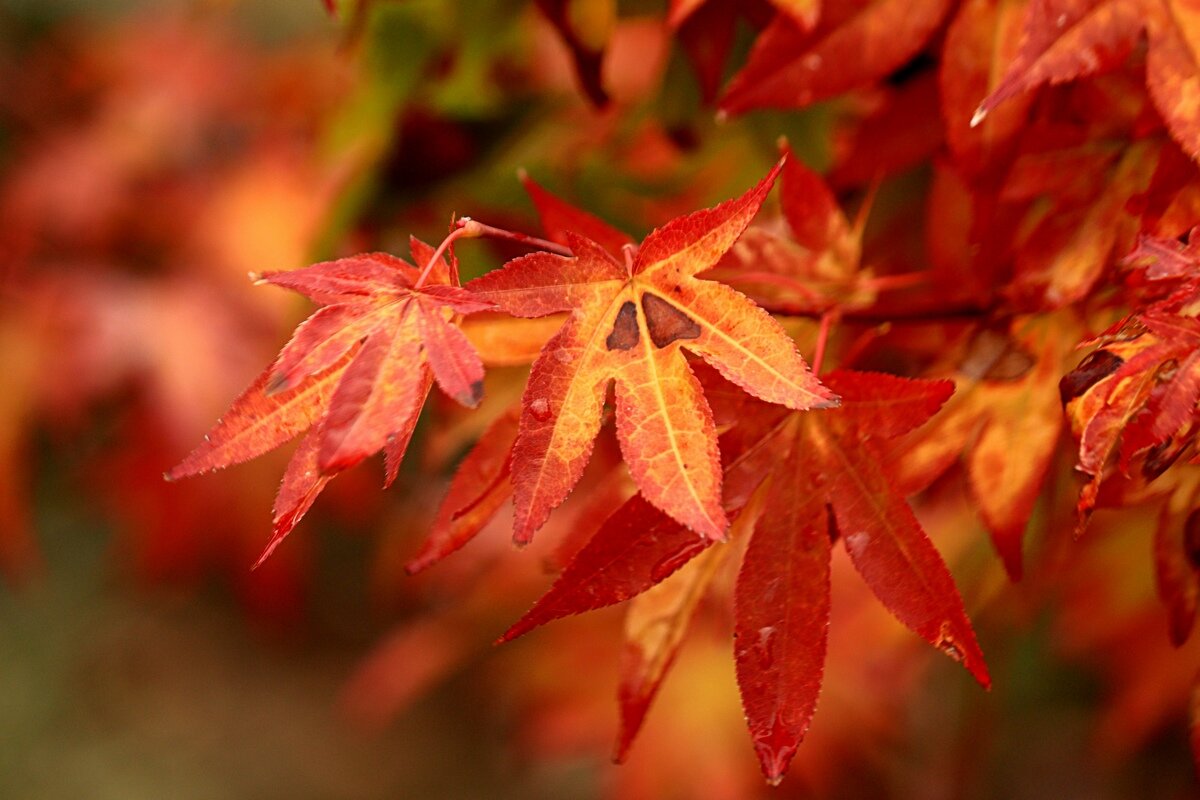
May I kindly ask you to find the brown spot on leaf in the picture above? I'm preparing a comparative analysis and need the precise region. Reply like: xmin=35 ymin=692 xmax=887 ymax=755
xmin=1059 ymin=350 xmax=1124 ymax=404
xmin=641 ymin=293 xmax=700 ymax=348
xmin=606 ymin=301 xmax=639 ymax=351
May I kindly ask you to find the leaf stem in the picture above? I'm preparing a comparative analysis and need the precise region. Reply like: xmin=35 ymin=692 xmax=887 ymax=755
xmin=812 ymin=309 xmax=840 ymax=375
xmin=414 ymin=217 xmax=574 ymax=289
xmin=462 ymin=218 xmax=574 ymax=257
xmin=415 ymin=223 xmax=474 ymax=289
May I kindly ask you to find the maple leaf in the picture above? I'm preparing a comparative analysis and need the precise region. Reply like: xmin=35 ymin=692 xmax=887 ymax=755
xmin=1052 ymin=236 xmax=1200 ymax=530
xmin=974 ymin=0 xmax=1200 ymax=162
xmin=468 ymin=159 xmax=835 ymax=544
xmin=498 ymin=370 xmax=987 ymax=783
xmin=718 ymin=0 xmax=954 ymax=116
xmin=168 ymin=240 xmax=492 ymax=564
xmin=734 ymin=370 xmax=989 ymax=781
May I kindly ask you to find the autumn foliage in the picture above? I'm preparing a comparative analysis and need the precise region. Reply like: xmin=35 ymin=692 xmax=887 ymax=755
xmin=9 ymin=0 xmax=1200 ymax=794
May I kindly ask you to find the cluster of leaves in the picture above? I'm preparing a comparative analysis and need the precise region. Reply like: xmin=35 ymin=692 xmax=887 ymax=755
xmin=19 ymin=0 xmax=1200 ymax=789
xmin=176 ymin=147 xmax=1003 ymax=780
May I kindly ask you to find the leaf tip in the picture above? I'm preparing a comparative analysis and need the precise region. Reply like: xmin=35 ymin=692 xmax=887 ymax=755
xmin=495 ymin=622 xmax=526 ymax=646
xmin=936 ymin=624 xmax=991 ymax=689
xmin=461 ymin=379 xmax=485 ymax=408
xmin=404 ymin=550 xmax=435 ymax=575
xmin=251 ymin=527 xmax=288 ymax=572
xmin=512 ymin=512 xmax=540 ymax=549
xmin=752 ymin=732 xmax=799 ymax=786
xmin=815 ymin=392 xmax=841 ymax=409
xmin=164 ymin=460 xmax=197 ymax=482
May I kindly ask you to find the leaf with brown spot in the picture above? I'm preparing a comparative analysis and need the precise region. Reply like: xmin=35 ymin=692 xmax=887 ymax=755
xmin=469 ymin=160 xmax=834 ymax=544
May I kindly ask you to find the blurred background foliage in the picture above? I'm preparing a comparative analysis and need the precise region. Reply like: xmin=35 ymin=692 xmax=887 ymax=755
xmin=0 ymin=0 xmax=1198 ymax=797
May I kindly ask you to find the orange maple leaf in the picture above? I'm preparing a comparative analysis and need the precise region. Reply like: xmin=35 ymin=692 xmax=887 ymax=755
xmin=468 ymin=160 xmax=835 ymax=544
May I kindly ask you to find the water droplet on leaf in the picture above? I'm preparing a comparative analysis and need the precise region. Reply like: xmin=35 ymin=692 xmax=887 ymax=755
xmin=530 ymin=397 xmax=551 ymax=421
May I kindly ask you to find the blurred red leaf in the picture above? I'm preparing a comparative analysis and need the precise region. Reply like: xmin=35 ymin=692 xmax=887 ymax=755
xmin=976 ymin=0 xmax=1200 ymax=161
xmin=719 ymin=0 xmax=954 ymax=116
xmin=406 ymin=403 xmax=521 ymax=573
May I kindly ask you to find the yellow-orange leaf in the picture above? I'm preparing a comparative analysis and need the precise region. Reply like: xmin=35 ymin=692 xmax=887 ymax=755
xmin=468 ymin=160 xmax=834 ymax=544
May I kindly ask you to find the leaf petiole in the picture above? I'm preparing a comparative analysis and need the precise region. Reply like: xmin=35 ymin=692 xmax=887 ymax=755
xmin=811 ymin=309 xmax=840 ymax=375
xmin=414 ymin=217 xmax=574 ymax=289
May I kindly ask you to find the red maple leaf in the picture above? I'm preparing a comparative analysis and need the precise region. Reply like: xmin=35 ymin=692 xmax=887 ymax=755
xmin=498 ymin=369 xmax=988 ymax=784
xmin=168 ymin=239 xmax=492 ymax=564
xmin=718 ymin=0 xmax=954 ymax=116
